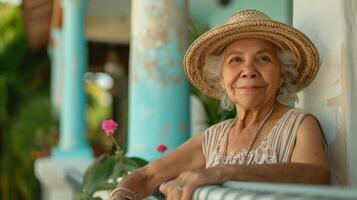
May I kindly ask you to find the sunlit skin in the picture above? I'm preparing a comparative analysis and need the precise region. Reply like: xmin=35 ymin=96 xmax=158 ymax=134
xmin=221 ymin=38 xmax=283 ymax=111
xmin=221 ymin=39 xmax=284 ymax=124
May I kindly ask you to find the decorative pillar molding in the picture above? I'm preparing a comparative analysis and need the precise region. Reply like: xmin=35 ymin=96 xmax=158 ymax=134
xmin=53 ymin=0 xmax=92 ymax=158
xmin=128 ymin=0 xmax=190 ymax=160
xmin=35 ymin=158 xmax=92 ymax=200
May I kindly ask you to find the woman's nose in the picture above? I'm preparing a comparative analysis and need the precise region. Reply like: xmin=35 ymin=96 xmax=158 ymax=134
xmin=240 ymin=62 xmax=258 ymax=78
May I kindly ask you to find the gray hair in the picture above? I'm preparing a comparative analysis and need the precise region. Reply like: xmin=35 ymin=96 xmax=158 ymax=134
xmin=202 ymin=49 xmax=299 ymax=111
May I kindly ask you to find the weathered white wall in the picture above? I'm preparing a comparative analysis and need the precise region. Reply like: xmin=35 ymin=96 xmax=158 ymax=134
xmin=294 ymin=0 xmax=357 ymax=186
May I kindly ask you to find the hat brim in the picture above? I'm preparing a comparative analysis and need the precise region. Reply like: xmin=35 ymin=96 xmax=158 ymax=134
xmin=184 ymin=19 xmax=320 ymax=99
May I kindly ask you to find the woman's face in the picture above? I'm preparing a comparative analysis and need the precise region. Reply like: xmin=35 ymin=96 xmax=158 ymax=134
xmin=221 ymin=38 xmax=283 ymax=109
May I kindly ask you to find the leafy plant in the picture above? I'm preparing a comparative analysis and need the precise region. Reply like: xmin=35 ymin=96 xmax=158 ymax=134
xmin=191 ymin=86 xmax=236 ymax=126
xmin=86 ymin=82 xmax=113 ymax=155
xmin=2 ymin=96 xmax=57 ymax=200
xmin=79 ymin=154 xmax=148 ymax=199
xmin=188 ymin=20 xmax=236 ymax=125
xmin=77 ymin=119 xmax=148 ymax=200
xmin=0 ymin=4 xmax=55 ymax=200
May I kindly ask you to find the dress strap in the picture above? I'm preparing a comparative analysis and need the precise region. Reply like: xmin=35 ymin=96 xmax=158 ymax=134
xmin=270 ymin=109 xmax=308 ymax=162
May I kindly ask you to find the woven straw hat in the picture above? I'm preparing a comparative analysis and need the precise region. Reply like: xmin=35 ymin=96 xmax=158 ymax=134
xmin=184 ymin=9 xmax=319 ymax=99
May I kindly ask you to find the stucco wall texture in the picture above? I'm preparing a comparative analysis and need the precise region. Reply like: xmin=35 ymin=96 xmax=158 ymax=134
xmin=294 ymin=0 xmax=357 ymax=186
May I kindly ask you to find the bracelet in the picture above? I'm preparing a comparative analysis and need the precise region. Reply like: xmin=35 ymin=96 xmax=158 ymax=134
xmin=110 ymin=186 xmax=137 ymax=200
xmin=111 ymin=193 xmax=135 ymax=200
xmin=111 ymin=191 xmax=135 ymax=200
xmin=113 ymin=186 xmax=137 ymax=197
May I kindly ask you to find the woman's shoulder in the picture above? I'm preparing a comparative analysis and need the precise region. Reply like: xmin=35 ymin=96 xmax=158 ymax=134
xmin=287 ymin=107 xmax=315 ymax=118
xmin=279 ymin=105 xmax=311 ymax=117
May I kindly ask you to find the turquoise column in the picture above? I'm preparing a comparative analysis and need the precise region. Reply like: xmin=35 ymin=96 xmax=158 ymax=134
xmin=127 ymin=0 xmax=190 ymax=160
xmin=53 ymin=0 xmax=92 ymax=158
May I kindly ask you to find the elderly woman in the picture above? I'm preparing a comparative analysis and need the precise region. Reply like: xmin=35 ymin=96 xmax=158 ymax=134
xmin=110 ymin=9 xmax=330 ymax=200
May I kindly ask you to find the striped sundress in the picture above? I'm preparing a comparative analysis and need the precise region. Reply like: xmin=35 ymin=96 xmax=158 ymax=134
xmin=202 ymin=109 xmax=310 ymax=168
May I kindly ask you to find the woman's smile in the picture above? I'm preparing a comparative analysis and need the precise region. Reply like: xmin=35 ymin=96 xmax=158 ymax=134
xmin=235 ymin=85 xmax=266 ymax=91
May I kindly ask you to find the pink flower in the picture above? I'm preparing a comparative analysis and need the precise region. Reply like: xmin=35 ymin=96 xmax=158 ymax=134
xmin=156 ymin=144 xmax=168 ymax=153
xmin=101 ymin=119 xmax=118 ymax=136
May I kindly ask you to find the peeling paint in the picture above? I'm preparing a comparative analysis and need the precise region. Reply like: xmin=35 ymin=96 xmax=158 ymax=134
xmin=128 ymin=0 xmax=190 ymax=160
xmin=131 ymin=70 xmax=139 ymax=82
xmin=163 ymin=123 xmax=172 ymax=136
xmin=132 ymin=0 xmax=187 ymax=52
xmin=325 ymin=42 xmax=351 ymax=185
xmin=301 ymin=9 xmax=357 ymax=184
xmin=131 ymin=0 xmax=188 ymax=87
xmin=144 ymin=59 xmax=157 ymax=69
xmin=179 ymin=122 xmax=187 ymax=134
xmin=328 ymin=102 xmax=347 ymax=185
xmin=343 ymin=0 xmax=357 ymax=186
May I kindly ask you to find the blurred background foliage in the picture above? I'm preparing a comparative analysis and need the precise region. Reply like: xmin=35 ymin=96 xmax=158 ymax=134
xmin=0 ymin=3 xmax=114 ymax=200
xmin=0 ymin=3 xmax=57 ymax=200
xmin=86 ymin=82 xmax=113 ymax=156
xmin=0 ymin=2 xmax=235 ymax=200
xmin=188 ymin=20 xmax=236 ymax=125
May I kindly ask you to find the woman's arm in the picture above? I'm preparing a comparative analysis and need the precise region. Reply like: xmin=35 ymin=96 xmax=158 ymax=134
xmin=111 ymin=132 xmax=206 ymax=199
xmin=159 ymin=162 xmax=330 ymax=200
xmin=159 ymin=115 xmax=330 ymax=199
xmin=218 ymin=162 xmax=330 ymax=184
xmin=290 ymin=115 xmax=329 ymax=168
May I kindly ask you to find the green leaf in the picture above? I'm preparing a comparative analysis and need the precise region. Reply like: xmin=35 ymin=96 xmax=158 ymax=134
xmin=127 ymin=157 xmax=149 ymax=168
xmin=108 ymin=160 xmax=127 ymax=182
xmin=81 ymin=154 xmax=121 ymax=195
xmin=122 ymin=158 xmax=139 ymax=172
xmin=94 ymin=182 xmax=118 ymax=192
xmin=75 ymin=192 xmax=103 ymax=200
xmin=80 ymin=155 xmax=149 ymax=196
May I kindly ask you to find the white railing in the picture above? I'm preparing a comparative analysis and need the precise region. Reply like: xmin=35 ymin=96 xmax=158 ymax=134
xmin=65 ymin=168 xmax=357 ymax=200
xmin=193 ymin=181 xmax=357 ymax=200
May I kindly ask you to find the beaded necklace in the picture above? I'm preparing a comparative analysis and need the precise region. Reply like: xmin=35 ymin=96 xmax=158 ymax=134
xmin=218 ymin=104 xmax=276 ymax=163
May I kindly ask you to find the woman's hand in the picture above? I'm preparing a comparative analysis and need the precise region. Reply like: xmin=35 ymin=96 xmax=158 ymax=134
xmin=159 ymin=167 xmax=224 ymax=200
xmin=109 ymin=133 xmax=206 ymax=199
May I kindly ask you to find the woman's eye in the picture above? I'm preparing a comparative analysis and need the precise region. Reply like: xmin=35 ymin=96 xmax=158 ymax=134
xmin=257 ymin=55 xmax=271 ymax=62
xmin=229 ymin=57 xmax=241 ymax=63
